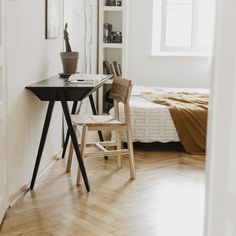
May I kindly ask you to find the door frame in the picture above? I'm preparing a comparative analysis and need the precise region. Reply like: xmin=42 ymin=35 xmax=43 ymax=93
xmin=0 ymin=0 xmax=8 ymax=224
xmin=204 ymin=0 xmax=236 ymax=234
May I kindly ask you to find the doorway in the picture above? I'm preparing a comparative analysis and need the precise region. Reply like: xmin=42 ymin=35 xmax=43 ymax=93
xmin=0 ymin=0 xmax=8 ymax=224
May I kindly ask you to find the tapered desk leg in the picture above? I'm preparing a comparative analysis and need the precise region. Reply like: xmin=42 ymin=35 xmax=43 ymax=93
xmin=30 ymin=100 xmax=55 ymax=190
xmin=62 ymin=101 xmax=78 ymax=158
xmin=89 ymin=95 xmax=108 ymax=160
xmin=62 ymin=94 xmax=106 ymax=160
xmin=59 ymin=91 xmax=90 ymax=192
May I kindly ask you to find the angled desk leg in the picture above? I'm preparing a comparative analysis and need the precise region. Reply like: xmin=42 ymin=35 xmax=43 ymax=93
xmin=62 ymin=101 xmax=78 ymax=158
xmin=62 ymin=94 xmax=107 ymax=160
xmin=30 ymin=97 xmax=56 ymax=190
xmin=59 ymin=90 xmax=90 ymax=192
xmin=89 ymin=95 xmax=108 ymax=161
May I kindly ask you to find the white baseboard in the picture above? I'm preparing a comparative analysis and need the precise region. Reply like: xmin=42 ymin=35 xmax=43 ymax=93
xmin=9 ymin=148 xmax=63 ymax=207
xmin=0 ymin=196 xmax=8 ymax=225
xmin=0 ymin=153 xmax=59 ymax=225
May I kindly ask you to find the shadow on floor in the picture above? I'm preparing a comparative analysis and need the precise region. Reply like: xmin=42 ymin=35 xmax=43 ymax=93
xmin=132 ymin=141 xmax=185 ymax=152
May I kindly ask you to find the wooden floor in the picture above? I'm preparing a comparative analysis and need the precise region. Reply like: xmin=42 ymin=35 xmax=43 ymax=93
xmin=0 ymin=144 xmax=205 ymax=236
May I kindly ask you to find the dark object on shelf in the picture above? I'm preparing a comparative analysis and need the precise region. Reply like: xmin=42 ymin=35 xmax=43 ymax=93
xmin=118 ymin=64 xmax=122 ymax=75
xmin=112 ymin=31 xmax=122 ymax=43
xmin=110 ymin=63 xmax=117 ymax=77
xmin=105 ymin=0 xmax=121 ymax=7
xmin=103 ymin=60 xmax=122 ymax=77
xmin=104 ymin=23 xmax=113 ymax=43
xmin=103 ymin=60 xmax=112 ymax=74
xmin=109 ymin=0 xmax=116 ymax=6
xmin=116 ymin=0 xmax=122 ymax=6
xmin=113 ymin=61 xmax=122 ymax=77
xmin=105 ymin=0 xmax=111 ymax=6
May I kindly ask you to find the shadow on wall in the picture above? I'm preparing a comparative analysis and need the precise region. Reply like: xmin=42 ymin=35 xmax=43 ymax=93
xmin=7 ymin=89 xmax=62 ymax=193
xmin=64 ymin=0 xmax=98 ymax=75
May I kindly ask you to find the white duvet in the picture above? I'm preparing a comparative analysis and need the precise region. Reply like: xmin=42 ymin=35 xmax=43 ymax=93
xmin=110 ymin=85 xmax=210 ymax=143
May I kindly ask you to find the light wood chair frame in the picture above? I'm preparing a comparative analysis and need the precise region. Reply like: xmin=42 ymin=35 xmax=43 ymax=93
xmin=66 ymin=78 xmax=136 ymax=185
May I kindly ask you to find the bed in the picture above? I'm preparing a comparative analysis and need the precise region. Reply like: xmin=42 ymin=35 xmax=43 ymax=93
xmin=110 ymin=85 xmax=210 ymax=145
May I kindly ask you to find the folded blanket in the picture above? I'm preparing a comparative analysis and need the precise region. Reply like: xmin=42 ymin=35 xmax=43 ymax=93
xmin=141 ymin=92 xmax=209 ymax=154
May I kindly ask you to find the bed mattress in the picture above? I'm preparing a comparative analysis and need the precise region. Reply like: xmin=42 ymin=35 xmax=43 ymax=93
xmin=110 ymin=85 xmax=210 ymax=143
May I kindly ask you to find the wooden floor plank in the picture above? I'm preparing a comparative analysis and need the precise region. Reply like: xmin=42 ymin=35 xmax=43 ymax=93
xmin=0 ymin=147 xmax=205 ymax=236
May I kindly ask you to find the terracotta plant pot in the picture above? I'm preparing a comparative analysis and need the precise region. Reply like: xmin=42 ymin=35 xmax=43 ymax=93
xmin=60 ymin=52 xmax=79 ymax=74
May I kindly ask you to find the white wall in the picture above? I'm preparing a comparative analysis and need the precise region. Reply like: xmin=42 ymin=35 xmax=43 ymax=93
xmin=64 ymin=0 xmax=98 ymax=115
xmin=128 ymin=0 xmax=210 ymax=88
xmin=4 ymin=0 xmax=98 ymax=199
xmin=64 ymin=0 xmax=97 ymax=75
xmin=6 ymin=0 xmax=63 ymax=196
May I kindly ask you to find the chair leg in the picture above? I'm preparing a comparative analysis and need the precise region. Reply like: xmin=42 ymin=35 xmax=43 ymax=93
xmin=66 ymin=125 xmax=77 ymax=173
xmin=77 ymin=125 xmax=88 ymax=186
xmin=116 ymin=130 xmax=122 ymax=168
xmin=126 ymin=126 xmax=136 ymax=179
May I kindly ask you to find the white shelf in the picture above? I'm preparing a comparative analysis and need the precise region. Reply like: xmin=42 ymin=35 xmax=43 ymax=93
xmin=104 ymin=6 xmax=123 ymax=12
xmin=99 ymin=0 xmax=128 ymax=114
xmin=103 ymin=43 xmax=123 ymax=49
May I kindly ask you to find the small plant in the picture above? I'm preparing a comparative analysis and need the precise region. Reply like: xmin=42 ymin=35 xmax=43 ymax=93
xmin=61 ymin=23 xmax=78 ymax=75
xmin=64 ymin=23 xmax=72 ymax=52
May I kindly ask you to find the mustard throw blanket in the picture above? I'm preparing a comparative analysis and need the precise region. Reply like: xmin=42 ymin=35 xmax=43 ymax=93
xmin=141 ymin=92 xmax=209 ymax=154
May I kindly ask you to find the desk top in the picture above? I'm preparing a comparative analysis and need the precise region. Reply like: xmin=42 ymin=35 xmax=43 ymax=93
xmin=26 ymin=75 xmax=112 ymax=101
xmin=26 ymin=75 xmax=111 ymax=89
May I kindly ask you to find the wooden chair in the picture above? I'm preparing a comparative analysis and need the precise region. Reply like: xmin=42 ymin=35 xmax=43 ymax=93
xmin=66 ymin=77 xmax=136 ymax=185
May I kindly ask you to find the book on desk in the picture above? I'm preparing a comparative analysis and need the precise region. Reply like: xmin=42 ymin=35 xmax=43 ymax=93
xmin=68 ymin=74 xmax=107 ymax=84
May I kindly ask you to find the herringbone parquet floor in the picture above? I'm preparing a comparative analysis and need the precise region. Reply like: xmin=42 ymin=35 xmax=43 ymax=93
xmin=0 ymin=144 xmax=205 ymax=236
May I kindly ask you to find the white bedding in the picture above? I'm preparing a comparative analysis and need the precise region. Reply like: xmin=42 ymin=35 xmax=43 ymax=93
xmin=110 ymin=85 xmax=210 ymax=143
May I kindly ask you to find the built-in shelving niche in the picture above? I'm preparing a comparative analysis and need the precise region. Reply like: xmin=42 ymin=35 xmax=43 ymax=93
xmin=99 ymin=0 xmax=128 ymax=113
xmin=104 ymin=48 xmax=122 ymax=68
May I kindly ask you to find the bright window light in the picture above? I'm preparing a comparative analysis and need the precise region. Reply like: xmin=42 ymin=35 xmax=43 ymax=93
xmin=152 ymin=0 xmax=215 ymax=55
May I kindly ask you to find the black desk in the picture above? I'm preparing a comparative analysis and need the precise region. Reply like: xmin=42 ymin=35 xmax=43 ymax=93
xmin=26 ymin=75 xmax=111 ymax=192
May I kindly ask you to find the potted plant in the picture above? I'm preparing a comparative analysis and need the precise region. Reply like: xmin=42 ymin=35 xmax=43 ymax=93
xmin=60 ymin=23 xmax=79 ymax=75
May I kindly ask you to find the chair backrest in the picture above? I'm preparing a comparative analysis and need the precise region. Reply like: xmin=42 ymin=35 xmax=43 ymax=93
xmin=109 ymin=77 xmax=132 ymax=104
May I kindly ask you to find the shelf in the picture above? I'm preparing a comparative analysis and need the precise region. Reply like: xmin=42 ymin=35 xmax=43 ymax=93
xmin=103 ymin=43 xmax=123 ymax=49
xmin=104 ymin=6 xmax=123 ymax=12
xmin=99 ymin=0 xmax=127 ymax=114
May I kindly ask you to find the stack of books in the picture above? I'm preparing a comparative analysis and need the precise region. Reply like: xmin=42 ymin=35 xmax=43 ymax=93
xmin=103 ymin=60 xmax=122 ymax=77
xmin=68 ymin=74 xmax=106 ymax=84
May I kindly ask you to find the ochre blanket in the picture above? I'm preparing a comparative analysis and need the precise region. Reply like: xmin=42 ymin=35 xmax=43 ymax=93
xmin=141 ymin=92 xmax=209 ymax=154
